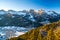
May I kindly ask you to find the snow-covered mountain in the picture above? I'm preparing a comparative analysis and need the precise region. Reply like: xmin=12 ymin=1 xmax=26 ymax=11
xmin=0 ymin=9 xmax=60 ymax=27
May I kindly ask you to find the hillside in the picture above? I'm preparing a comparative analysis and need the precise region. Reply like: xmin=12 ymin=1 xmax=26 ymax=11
xmin=8 ymin=21 xmax=60 ymax=40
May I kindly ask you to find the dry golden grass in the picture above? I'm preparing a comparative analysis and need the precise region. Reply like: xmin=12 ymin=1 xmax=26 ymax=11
xmin=8 ymin=21 xmax=60 ymax=40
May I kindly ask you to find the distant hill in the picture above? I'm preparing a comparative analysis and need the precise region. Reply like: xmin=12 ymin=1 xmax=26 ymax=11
xmin=8 ymin=20 xmax=60 ymax=40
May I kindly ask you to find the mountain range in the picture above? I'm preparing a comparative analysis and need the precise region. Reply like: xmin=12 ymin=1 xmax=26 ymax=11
xmin=0 ymin=9 xmax=60 ymax=28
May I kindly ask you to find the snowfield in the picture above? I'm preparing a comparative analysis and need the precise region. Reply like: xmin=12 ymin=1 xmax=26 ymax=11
xmin=0 ymin=26 xmax=33 ymax=40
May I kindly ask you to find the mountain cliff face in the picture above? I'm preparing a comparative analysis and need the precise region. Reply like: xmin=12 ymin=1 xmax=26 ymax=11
xmin=8 ymin=21 xmax=60 ymax=40
xmin=0 ymin=9 xmax=60 ymax=28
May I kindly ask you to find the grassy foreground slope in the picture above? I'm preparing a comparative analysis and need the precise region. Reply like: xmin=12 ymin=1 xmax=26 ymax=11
xmin=8 ymin=21 xmax=60 ymax=40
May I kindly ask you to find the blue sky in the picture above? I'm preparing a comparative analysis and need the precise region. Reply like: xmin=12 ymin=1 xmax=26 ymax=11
xmin=0 ymin=0 xmax=60 ymax=12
